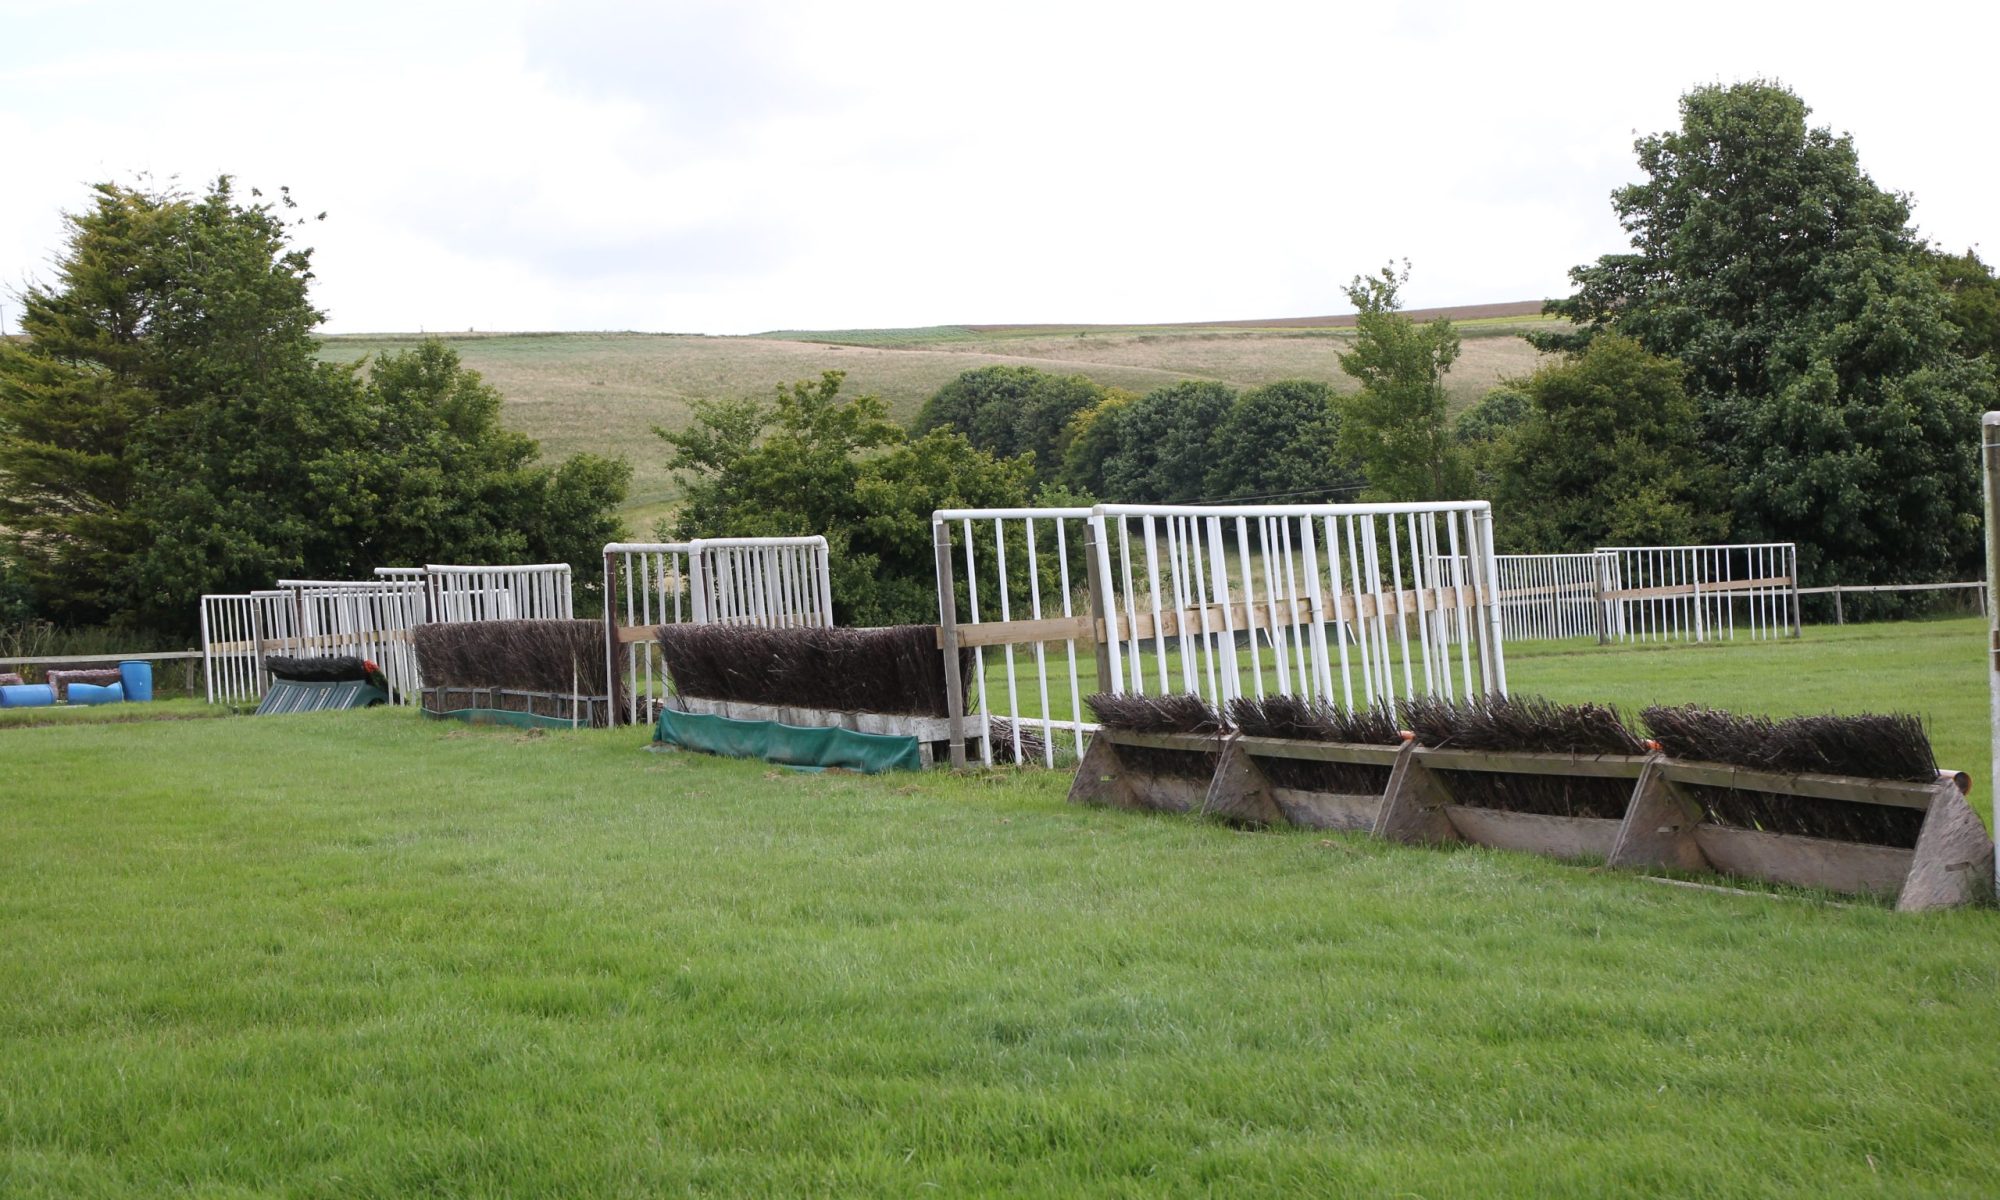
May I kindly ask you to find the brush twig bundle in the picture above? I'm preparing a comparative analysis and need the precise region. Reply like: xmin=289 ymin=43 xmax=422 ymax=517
xmin=265 ymin=655 xmax=369 ymax=683
xmin=1398 ymin=694 xmax=1644 ymax=820
xmin=986 ymin=719 xmax=1049 ymax=766
xmin=1225 ymin=695 xmax=1398 ymax=795
xmin=413 ymin=620 xmax=624 ymax=718
xmin=1642 ymin=705 xmax=1936 ymax=782
xmin=1226 ymin=695 xmax=1402 ymax=744
xmin=1086 ymin=692 xmax=1224 ymax=735
xmin=1641 ymin=704 xmax=1934 ymax=846
xmin=655 ymin=625 xmax=970 ymax=717
xmin=1400 ymin=693 xmax=1644 ymax=755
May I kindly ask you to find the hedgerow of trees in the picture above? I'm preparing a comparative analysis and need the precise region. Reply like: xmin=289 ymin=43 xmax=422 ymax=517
xmin=0 ymin=178 xmax=629 ymax=634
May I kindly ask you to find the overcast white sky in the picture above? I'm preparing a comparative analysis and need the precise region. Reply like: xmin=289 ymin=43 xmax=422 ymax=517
xmin=2 ymin=0 xmax=1994 ymax=335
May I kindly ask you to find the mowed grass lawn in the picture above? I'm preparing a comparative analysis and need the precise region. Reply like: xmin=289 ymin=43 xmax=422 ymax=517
xmin=5 ymin=622 xmax=2000 ymax=1195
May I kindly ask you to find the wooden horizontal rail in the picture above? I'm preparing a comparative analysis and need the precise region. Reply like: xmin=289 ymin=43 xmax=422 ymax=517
xmin=1100 ymin=729 xmax=1230 ymax=752
xmin=1659 ymin=761 xmax=1941 ymax=810
xmin=0 ymin=650 xmax=202 ymax=668
xmin=1234 ymin=736 xmax=1406 ymax=766
xmin=947 ymin=587 xmax=1497 ymax=650
xmin=1413 ymin=747 xmax=1654 ymax=779
xmin=1796 ymin=581 xmax=1983 ymax=595
xmin=1604 ymin=576 xmax=1791 ymax=602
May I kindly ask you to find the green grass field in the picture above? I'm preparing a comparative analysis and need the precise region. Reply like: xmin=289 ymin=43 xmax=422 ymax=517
xmin=5 ymin=620 xmax=1996 ymax=1196
xmin=317 ymin=320 xmax=1552 ymax=526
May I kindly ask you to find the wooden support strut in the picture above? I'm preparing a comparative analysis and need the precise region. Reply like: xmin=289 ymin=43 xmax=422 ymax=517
xmin=933 ymin=522 xmax=968 ymax=770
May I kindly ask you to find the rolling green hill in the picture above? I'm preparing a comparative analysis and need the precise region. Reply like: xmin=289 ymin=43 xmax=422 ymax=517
xmin=318 ymin=309 xmax=1557 ymax=532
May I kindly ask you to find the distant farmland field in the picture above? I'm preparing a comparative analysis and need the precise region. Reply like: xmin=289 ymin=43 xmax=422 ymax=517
xmin=318 ymin=310 xmax=1555 ymax=529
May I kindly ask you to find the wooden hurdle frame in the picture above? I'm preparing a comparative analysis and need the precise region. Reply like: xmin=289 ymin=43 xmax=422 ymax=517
xmin=1070 ymin=729 xmax=1993 ymax=910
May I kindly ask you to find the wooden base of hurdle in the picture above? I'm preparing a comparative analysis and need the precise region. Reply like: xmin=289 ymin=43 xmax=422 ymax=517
xmin=1070 ymin=731 xmax=1994 ymax=911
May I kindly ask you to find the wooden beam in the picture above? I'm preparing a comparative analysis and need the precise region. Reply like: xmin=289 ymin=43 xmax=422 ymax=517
xmin=1067 ymin=736 xmax=1139 ymax=810
xmin=1413 ymin=747 xmax=1653 ymax=780
xmin=1660 ymin=762 xmax=1937 ymax=810
xmin=1372 ymin=740 xmax=1459 ymax=846
xmin=1232 ymin=736 xmax=1406 ymax=767
xmin=1603 ymin=576 xmax=1791 ymax=602
xmin=1202 ymin=739 xmax=1284 ymax=827
xmin=1692 ymin=825 xmax=1914 ymax=895
xmin=1896 ymin=776 xmax=1998 ymax=911
xmin=1101 ymin=729 xmax=1229 ymax=753
xmin=1607 ymin=755 xmax=1709 ymax=871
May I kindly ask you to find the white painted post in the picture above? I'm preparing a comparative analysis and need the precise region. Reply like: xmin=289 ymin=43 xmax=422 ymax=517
xmin=1983 ymin=411 xmax=2000 ymax=893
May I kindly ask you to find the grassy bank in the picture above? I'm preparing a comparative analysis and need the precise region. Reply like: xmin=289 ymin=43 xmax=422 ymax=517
xmin=3 ymin=620 xmax=1998 ymax=1195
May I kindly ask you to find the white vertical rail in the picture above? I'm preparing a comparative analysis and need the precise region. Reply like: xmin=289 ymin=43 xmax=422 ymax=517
xmin=1595 ymin=543 xmax=1797 ymax=643
xmin=1087 ymin=501 xmax=1507 ymax=711
xmin=932 ymin=509 xmax=1097 ymax=765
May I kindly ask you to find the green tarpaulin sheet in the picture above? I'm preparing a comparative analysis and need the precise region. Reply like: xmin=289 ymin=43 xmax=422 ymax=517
xmin=653 ymin=706 xmax=923 ymax=774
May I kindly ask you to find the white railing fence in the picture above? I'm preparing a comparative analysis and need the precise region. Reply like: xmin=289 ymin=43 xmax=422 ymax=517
xmin=202 ymin=563 xmax=580 ymax=706
xmin=931 ymin=502 xmax=1509 ymax=768
xmin=1596 ymin=543 xmax=1798 ymax=643
xmin=689 ymin=538 xmax=834 ymax=627
xmin=933 ymin=508 xmax=1095 ymax=767
xmin=419 ymin=563 xmax=574 ymax=623
xmin=277 ymin=579 xmax=427 ymax=702
xmin=602 ymin=536 xmax=833 ymax=725
xmin=1492 ymin=553 xmax=1606 ymax=641
xmin=200 ymin=590 xmax=296 ymax=705
xmin=1092 ymin=503 xmax=1506 ymax=710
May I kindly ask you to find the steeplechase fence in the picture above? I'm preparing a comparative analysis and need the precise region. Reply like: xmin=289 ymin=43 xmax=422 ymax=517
xmin=201 ymin=563 xmax=577 ymax=706
xmin=602 ymin=536 xmax=834 ymax=725
xmin=931 ymin=502 xmax=1510 ymax=768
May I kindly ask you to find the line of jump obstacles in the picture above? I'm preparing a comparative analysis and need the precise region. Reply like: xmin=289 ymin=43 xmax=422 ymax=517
xmin=1071 ymin=706 xmax=1991 ymax=911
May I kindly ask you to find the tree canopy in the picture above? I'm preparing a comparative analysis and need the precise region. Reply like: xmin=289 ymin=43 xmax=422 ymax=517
xmin=0 ymin=178 xmax=628 ymax=631
xmin=1336 ymin=263 xmax=1470 ymax=501
xmin=1489 ymin=336 xmax=1728 ymax=552
xmin=912 ymin=366 xmax=1106 ymax=487
xmin=1536 ymin=81 xmax=1993 ymax=583
xmin=658 ymin=370 xmax=1033 ymax=625
xmin=1202 ymin=380 xmax=1359 ymax=502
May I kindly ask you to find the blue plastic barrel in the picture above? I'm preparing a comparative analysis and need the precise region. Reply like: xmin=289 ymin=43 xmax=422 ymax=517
xmin=119 ymin=660 xmax=154 ymax=703
xmin=0 ymin=683 xmax=56 ymax=708
xmin=67 ymin=682 xmax=124 ymax=705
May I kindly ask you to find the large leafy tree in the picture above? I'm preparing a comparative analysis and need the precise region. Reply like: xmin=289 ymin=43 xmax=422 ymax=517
xmin=1092 ymin=380 xmax=1236 ymax=503
xmin=0 ymin=178 xmax=628 ymax=631
xmin=658 ymin=370 xmax=1032 ymax=624
xmin=1537 ymin=81 xmax=1993 ymax=583
xmin=1490 ymin=336 xmax=1728 ymax=552
xmin=912 ymin=365 xmax=1105 ymax=487
xmin=1336 ymin=263 xmax=1470 ymax=501
xmin=1201 ymin=379 xmax=1359 ymax=502
xmin=1931 ymin=248 xmax=2000 ymax=363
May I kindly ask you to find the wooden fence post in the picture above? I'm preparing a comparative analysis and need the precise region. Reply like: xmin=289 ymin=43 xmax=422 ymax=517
xmin=934 ymin=520 xmax=968 ymax=769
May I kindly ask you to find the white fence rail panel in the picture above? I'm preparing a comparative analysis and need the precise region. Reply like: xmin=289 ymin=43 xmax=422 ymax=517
xmin=933 ymin=508 xmax=1095 ymax=768
xmin=1090 ymin=502 xmax=1507 ymax=712
xmin=422 ymin=563 xmax=573 ymax=623
xmin=276 ymin=579 xmax=427 ymax=702
xmin=1596 ymin=543 xmax=1798 ymax=643
xmin=602 ymin=536 xmax=833 ymax=725
xmin=1492 ymin=552 xmax=1607 ymax=641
